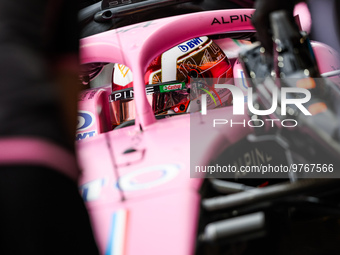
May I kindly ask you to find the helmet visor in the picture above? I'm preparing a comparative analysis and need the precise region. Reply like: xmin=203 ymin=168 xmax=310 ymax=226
xmin=109 ymin=81 xmax=188 ymax=126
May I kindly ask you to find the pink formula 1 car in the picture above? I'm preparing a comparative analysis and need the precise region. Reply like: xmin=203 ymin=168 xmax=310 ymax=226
xmin=76 ymin=2 xmax=340 ymax=254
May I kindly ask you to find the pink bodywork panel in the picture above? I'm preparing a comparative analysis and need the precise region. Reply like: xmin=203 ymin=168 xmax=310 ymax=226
xmin=76 ymin=86 xmax=112 ymax=142
xmin=75 ymin=7 xmax=333 ymax=255
xmin=78 ymin=9 xmax=256 ymax=254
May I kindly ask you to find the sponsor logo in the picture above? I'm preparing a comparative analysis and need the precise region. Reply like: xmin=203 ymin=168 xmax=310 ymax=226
xmin=159 ymin=82 xmax=184 ymax=93
xmin=164 ymin=84 xmax=181 ymax=90
xmin=79 ymin=178 xmax=106 ymax=202
xmin=110 ymin=86 xmax=154 ymax=101
xmin=117 ymin=164 xmax=181 ymax=191
xmin=76 ymin=131 xmax=97 ymax=141
xmin=76 ymin=111 xmax=97 ymax=141
xmin=117 ymin=64 xmax=130 ymax=78
xmin=211 ymin=14 xmax=253 ymax=26
xmin=77 ymin=111 xmax=95 ymax=131
xmin=178 ymin=37 xmax=204 ymax=52
xmin=78 ymin=89 xmax=99 ymax=101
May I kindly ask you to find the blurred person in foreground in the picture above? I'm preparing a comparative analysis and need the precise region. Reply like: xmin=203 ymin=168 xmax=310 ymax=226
xmin=0 ymin=0 xmax=99 ymax=254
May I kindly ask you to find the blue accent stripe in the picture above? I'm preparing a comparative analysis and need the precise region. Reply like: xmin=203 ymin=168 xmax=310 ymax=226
xmin=240 ymin=71 xmax=248 ymax=89
xmin=105 ymin=213 xmax=118 ymax=255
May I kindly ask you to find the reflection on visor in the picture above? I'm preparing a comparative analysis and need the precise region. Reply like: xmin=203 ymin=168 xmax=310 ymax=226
xmin=149 ymin=39 xmax=230 ymax=84
xmin=109 ymin=81 xmax=188 ymax=127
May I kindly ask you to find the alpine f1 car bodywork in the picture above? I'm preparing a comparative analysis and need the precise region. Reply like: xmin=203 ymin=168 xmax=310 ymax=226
xmin=76 ymin=6 xmax=340 ymax=255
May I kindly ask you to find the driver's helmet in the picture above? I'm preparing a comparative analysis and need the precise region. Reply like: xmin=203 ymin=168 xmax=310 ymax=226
xmin=110 ymin=36 xmax=233 ymax=128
